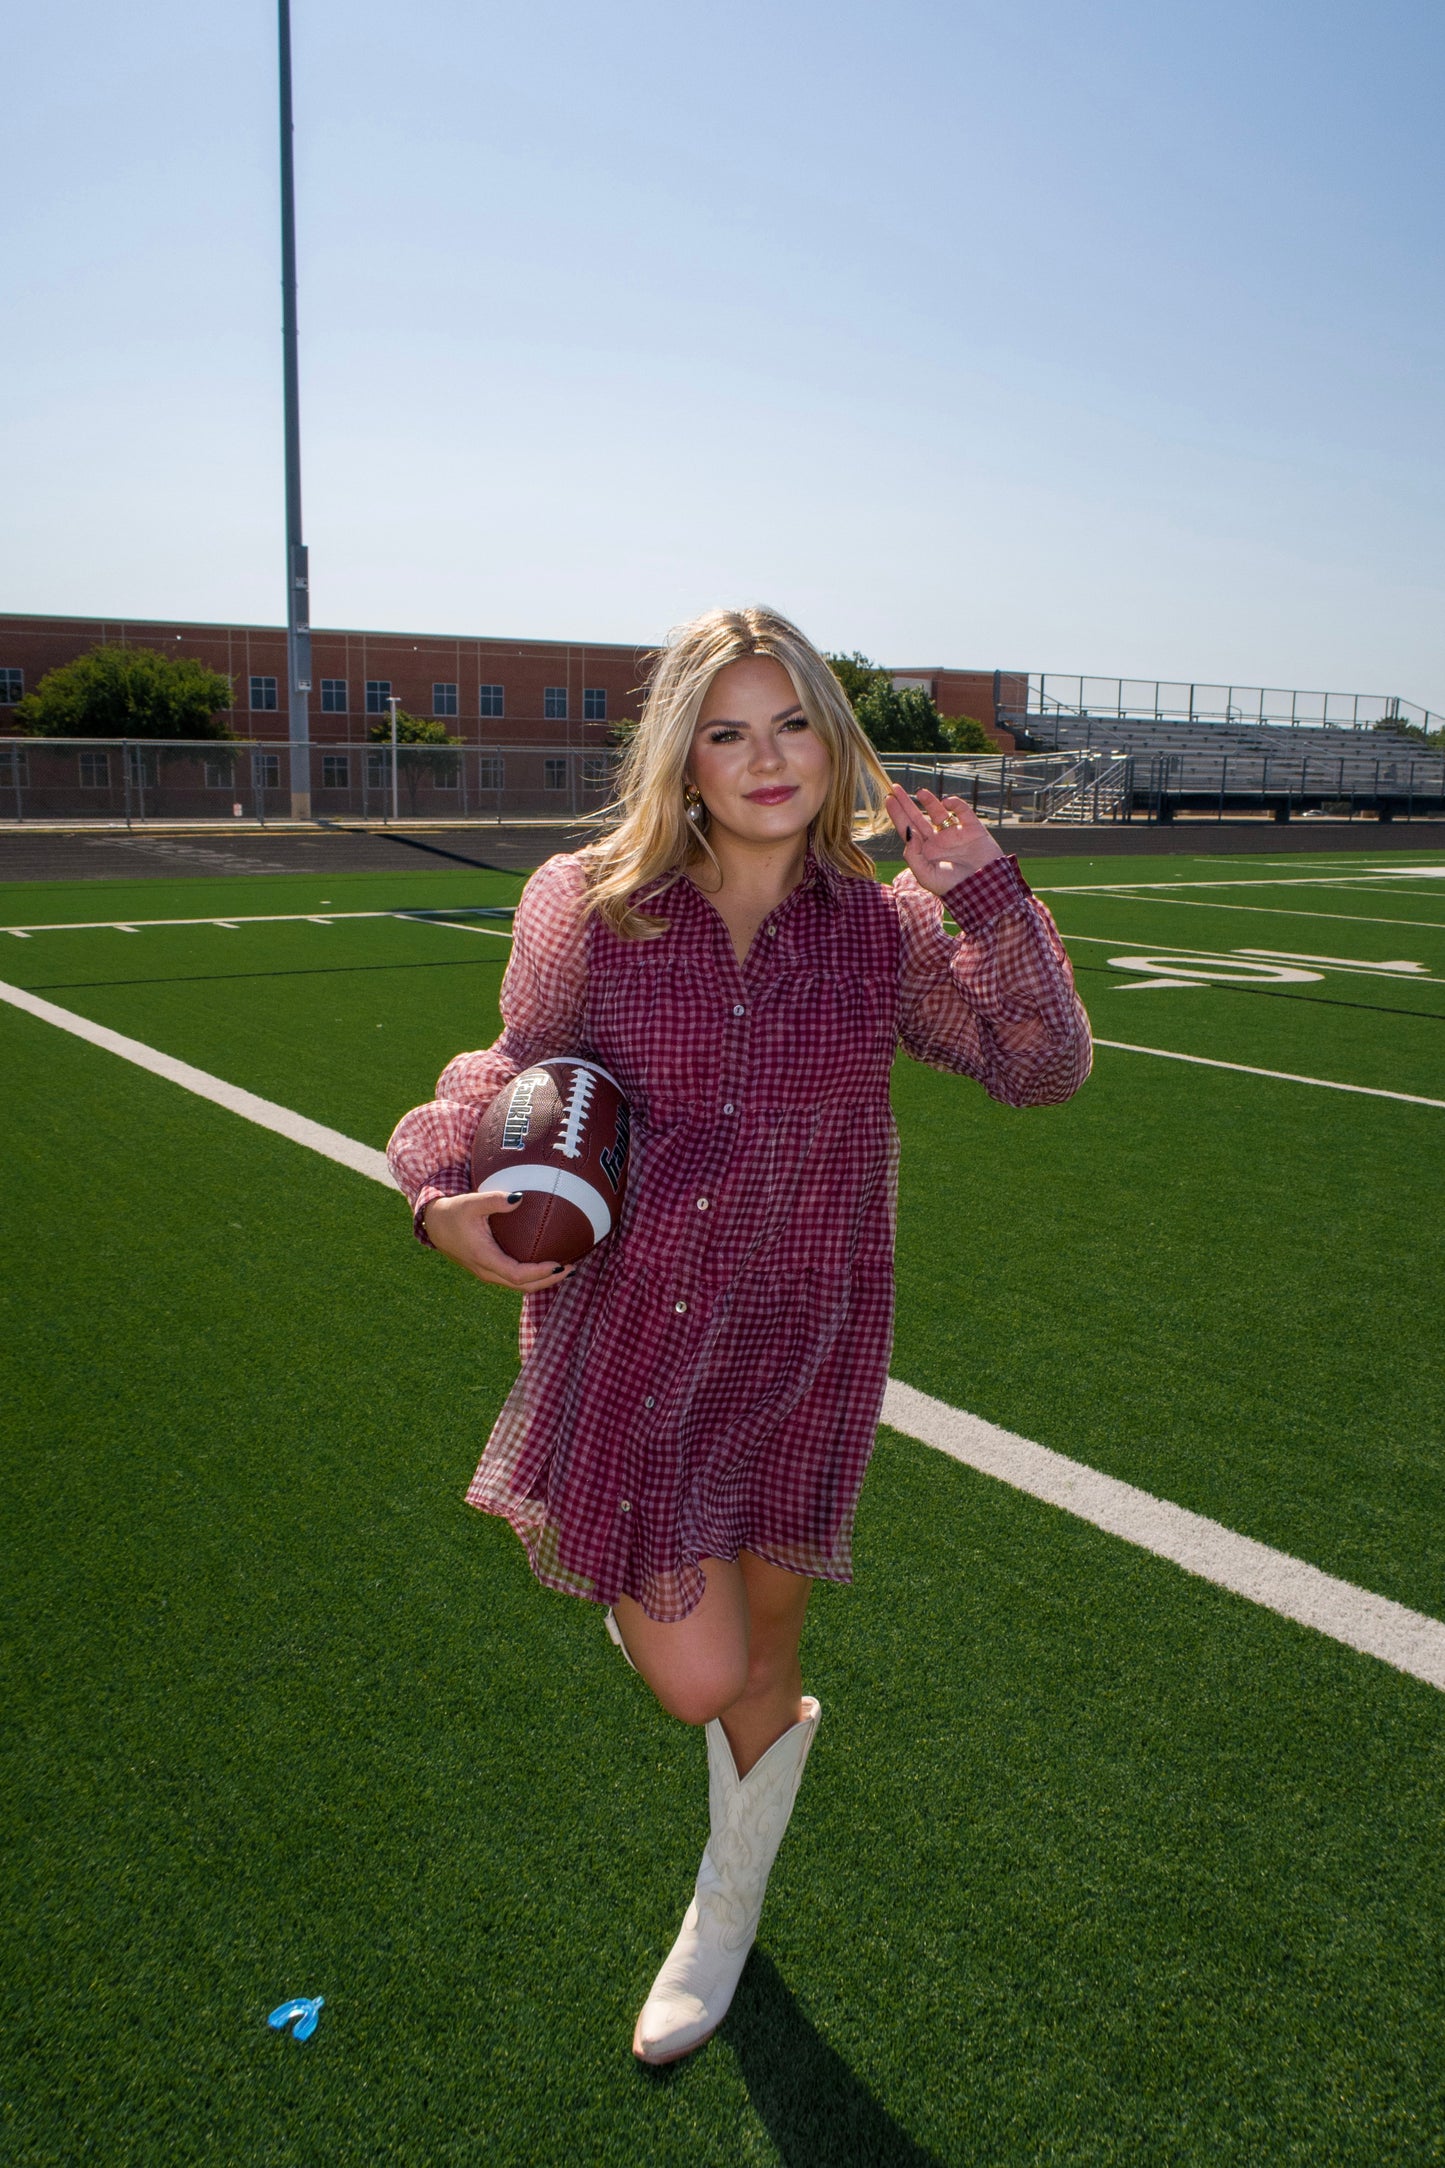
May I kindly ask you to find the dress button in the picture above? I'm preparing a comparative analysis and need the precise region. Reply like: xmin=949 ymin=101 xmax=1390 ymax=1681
xmin=674 ymin=1299 xmax=688 ymax=1314
xmin=766 ymin=924 xmax=777 ymax=937
xmin=696 ymin=1197 xmax=709 ymax=1211
xmin=644 ymin=1395 xmax=655 ymax=1408
xmin=723 ymin=1102 xmax=735 ymax=1115
xmin=619 ymin=1499 xmax=631 ymax=1513
xmin=732 ymin=1002 xmax=745 ymax=1017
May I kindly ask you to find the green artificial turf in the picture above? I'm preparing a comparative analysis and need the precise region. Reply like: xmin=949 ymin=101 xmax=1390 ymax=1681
xmin=0 ymin=875 xmax=526 ymax=1150
xmin=890 ymin=1049 xmax=1445 ymax=1614
xmin=0 ymin=862 xmax=526 ymax=929
xmin=4 ymin=850 xmax=1445 ymax=2163
xmin=5 ymin=860 xmax=1440 ymax=1600
xmin=1042 ymin=882 xmax=1445 ymax=1100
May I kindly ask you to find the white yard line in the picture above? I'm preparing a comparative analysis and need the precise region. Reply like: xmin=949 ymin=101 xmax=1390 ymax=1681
xmin=0 ymin=981 xmax=391 ymax=1184
xmin=1093 ymin=1038 xmax=1445 ymax=1107
xmin=420 ymin=920 xmax=514 ymax=938
xmin=881 ymin=1382 xmax=1445 ymax=1693
xmin=1038 ymin=869 xmax=1445 ymax=895
xmin=0 ymin=907 xmax=514 ymax=934
xmin=5 ymin=974 xmax=1445 ymax=1694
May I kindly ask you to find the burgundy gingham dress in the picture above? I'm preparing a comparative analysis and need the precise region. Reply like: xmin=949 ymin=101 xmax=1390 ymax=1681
xmin=387 ymin=849 xmax=1091 ymax=1620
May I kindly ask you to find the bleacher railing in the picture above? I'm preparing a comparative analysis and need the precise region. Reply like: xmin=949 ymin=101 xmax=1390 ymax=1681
xmin=1007 ymin=676 xmax=1442 ymax=742
xmin=882 ymin=754 xmax=1133 ymax=825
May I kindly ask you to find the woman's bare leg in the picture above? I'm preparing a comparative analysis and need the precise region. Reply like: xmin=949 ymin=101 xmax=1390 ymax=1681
xmin=611 ymin=1551 xmax=812 ymax=1775
xmin=718 ymin=1552 xmax=810 ymax=1774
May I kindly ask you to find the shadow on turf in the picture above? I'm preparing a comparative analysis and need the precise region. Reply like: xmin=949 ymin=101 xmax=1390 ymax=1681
xmin=637 ymin=1949 xmax=942 ymax=2166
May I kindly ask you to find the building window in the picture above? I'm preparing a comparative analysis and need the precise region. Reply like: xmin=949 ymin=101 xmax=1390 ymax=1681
xmin=322 ymin=753 xmax=350 ymax=788
xmin=433 ymin=681 xmax=458 ymax=717
xmin=365 ymin=679 xmax=393 ymax=716
xmin=582 ymin=756 xmax=612 ymax=790
xmin=79 ymin=751 xmax=111 ymax=788
xmin=583 ymin=687 xmax=607 ymax=721
xmin=544 ymin=686 xmax=567 ymax=721
xmin=252 ymin=752 xmax=281 ymax=790
xmin=366 ymin=750 xmax=388 ymax=788
xmin=478 ymin=754 xmax=504 ymax=790
xmin=250 ymin=675 xmax=278 ymax=712
xmin=479 ymin=684 xmax=504 ymax=718
xmin=203 ymin=758 xmax=234 ymax=789
xmin=321 ymin=679 xmax=347 ymax=713
xmin=0 ymin=668 xmax=22 ymax=704
xmin=544 ymin=757 xmax=567 ymax=791
xmin=433 ymin=759 xmax=458 ymax=788
xmin=0 ymin=748 xmax=31 ymax=785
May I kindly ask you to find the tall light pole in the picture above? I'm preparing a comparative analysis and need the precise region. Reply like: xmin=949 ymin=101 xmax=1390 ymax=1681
xmin=387 ymin=693 xmax=401 ymax=823
xmin=278 ymin=0 xmax=311 ymax=819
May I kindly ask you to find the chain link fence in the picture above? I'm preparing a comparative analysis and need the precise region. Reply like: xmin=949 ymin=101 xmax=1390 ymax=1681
xmin=0 ymin=740 xmax=625 ymax=825
xmin=4 ymin=737 xmax=1441 ymax=829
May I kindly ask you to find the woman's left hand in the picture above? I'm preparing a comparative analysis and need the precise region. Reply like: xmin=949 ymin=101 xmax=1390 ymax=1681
xmin=885 ymin=784 xmax=1006 ymax=897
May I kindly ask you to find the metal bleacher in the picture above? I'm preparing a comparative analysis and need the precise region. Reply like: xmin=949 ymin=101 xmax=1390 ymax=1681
xmin=997 ymin=674 xmax=1444 ymax=819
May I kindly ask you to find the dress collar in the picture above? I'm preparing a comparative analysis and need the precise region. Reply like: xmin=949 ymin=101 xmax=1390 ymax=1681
xmin=801 ymin=845 xmax=842 ymax=908
xmin=647 ymin=842 xmax=841 ymax=919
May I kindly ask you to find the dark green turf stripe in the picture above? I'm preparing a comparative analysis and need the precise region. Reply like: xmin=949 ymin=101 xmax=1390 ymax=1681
xmin=0 ymin=864 xmax=528 ymax=927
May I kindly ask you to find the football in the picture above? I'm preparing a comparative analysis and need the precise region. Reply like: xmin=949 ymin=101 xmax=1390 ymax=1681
xmin=471 ymin=1057 xmax=632 ymax=1267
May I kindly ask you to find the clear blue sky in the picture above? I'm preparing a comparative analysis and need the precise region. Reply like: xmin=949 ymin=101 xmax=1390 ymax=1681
xmin=6 ymin=0 xmax=1443 ymax=703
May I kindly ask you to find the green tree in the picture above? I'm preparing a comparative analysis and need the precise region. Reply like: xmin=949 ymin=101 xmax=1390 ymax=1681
xmin=853 ymin=679 xmax=956 ymax=754
xmin=13 ymin=646 xmax=235 ymax=739
xmin=368 ymin=710 xmax=463 ymax=811
xmin=825 ymin=651 xmax=890 ymax=708
xmin=939 ymin=714 xmax=994 ymax=754
xmin=826 ymin=653 xmax=995 ymax=754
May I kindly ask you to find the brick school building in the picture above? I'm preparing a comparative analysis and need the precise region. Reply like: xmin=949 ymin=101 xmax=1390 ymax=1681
xmin=0 ymin=614 xmax=650 ymax=747
xmin=0 ymin=614 xmax=1020 ymax=748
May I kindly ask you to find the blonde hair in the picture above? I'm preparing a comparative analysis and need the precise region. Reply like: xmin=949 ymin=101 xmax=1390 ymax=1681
xmin=581 ymin=605 xmax=892 ymax=939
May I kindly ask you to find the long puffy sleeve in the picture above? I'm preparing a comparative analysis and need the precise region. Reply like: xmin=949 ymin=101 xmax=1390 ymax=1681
xmin=893 ymin=854 xmax=1091 ymax=1107
xmin=386 ymin=854 xmax=590 ymax=1238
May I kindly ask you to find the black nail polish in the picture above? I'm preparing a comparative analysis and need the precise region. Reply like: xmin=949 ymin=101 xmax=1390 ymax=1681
xmin=507 ymin=1190 xmax=522 ymax=1203
xmin=552 ymin=1263 xmax=566 ymax=1274
xmin=905 ymin=826 xmax=912 ymax=843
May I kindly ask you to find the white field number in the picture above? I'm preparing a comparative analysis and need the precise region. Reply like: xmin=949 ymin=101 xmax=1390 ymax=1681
xmin=1105 ymin=945 xmax=1432 ymax=992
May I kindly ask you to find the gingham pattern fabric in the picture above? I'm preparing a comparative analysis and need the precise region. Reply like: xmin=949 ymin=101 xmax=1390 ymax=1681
xmin=387 ymin=849 xmax=1091 ymax=1620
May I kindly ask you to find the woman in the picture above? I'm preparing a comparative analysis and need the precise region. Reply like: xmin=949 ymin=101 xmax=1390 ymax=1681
xmin=387 ymin=606 xmax=1091 ymax=2065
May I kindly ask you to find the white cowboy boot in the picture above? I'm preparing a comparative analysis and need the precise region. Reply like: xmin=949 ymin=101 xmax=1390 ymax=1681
xmin=632 ymin=1698 xmax=821 ymax=2065
xmin=604 ymin=1608 xmax=636 ymax=1670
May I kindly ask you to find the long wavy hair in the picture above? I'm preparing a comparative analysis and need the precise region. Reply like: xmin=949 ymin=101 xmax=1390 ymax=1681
xmin=581 ymin=605 xmax=892 ymax=939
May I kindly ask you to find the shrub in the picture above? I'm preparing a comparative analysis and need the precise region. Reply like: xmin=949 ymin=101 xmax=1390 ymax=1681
xmin=14 ymin=646 xmax=235 ymax=739
xmin=367 ymin=710 xmax=463 ymax=811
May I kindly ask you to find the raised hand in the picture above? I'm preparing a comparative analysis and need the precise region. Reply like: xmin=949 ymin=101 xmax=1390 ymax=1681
xmin=884 ymin=784 xmax=1005 ymax=898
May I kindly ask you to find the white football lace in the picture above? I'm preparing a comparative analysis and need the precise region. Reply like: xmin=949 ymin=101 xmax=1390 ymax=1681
xmin=557 ymin=1065 xmax=597 ymax=1161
